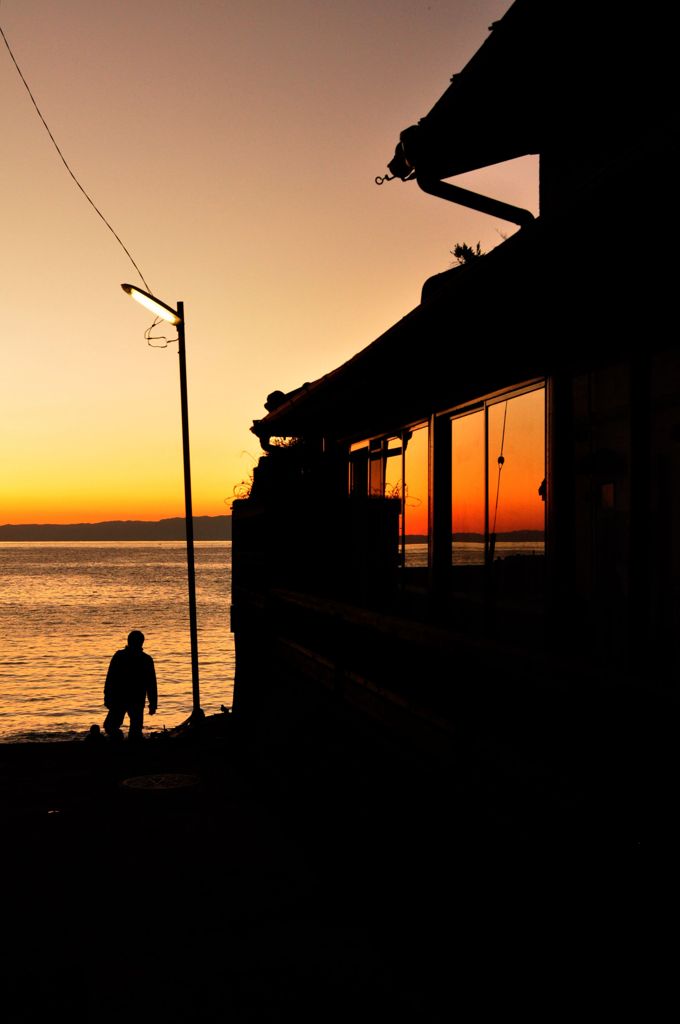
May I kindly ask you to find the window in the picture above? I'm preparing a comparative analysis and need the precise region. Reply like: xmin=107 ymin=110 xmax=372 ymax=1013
xmin=349 ymin=440 xmax=369 ymax=497
xmin=451 ymin=409 xmax=485 ymax=565
xmin=384 ymin=437 xmax=403 ymax=500
xmin=403 ymin=424 xmax=429 ymax=567
xmin=451 ymin=385 xmax=545 ymax=568
xmin=348 ymin=423 xmax=430 ymax=568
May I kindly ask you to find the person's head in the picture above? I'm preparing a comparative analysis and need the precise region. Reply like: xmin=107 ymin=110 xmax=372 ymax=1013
xmin=127 ymin=630 xmax=145 ymax=650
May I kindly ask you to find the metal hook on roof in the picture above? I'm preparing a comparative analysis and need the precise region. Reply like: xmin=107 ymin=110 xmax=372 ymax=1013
xmin=375 ymin=174 xmax=396 ymax=185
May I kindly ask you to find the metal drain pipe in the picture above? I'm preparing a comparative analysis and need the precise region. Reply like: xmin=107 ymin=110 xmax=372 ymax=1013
xmin=416 ymin=175 xmax=534 ymax=227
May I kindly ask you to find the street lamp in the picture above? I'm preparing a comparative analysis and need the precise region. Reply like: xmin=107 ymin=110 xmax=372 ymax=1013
xmin=121 ymin=283 xmax=202 ymax=723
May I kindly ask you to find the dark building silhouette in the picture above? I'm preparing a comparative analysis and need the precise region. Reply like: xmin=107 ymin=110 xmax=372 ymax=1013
xmin=231 ymin=1 xmax=679 ymax=819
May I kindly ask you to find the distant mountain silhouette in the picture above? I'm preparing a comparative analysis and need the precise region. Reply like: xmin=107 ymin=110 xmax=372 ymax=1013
xmin=0 ymin=516 xmax=232 ymax=541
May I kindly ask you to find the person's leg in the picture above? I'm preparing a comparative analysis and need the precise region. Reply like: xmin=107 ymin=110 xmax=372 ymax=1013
xmin=103 ymin=705 xmax=125 ymax=740
xmin=127 ymin=703 xmax=145 ymax=741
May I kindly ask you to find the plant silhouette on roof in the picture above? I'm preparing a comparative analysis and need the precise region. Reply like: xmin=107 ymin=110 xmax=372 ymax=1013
xmin=450 ymin=241 xmax=484 ymax=266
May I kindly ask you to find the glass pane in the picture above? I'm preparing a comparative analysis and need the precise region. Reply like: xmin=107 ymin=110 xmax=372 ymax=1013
xmin=403 ymin=425 xmax=429 ymax=567
xmin=369 ymin=440 xmax=384 ymax=497
xmin=451 ymin=410 xmax=485 ymax=565
xmin=384 ymin=437 xmax=403 ymax=501
xmin=487 ymin=389 xmax=545 ymax=559
xmin=349 ymin=441 xmax=369 ymax=496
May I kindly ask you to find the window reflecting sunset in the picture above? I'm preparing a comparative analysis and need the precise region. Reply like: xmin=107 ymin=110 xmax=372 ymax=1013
xmin=451 ymin=385 xmax=545 ymax=566
xmin=404 ymin=424 xmax=429 ymax=565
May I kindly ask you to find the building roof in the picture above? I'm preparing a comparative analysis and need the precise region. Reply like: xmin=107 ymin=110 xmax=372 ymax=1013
xmin=387 ymin=0 xmax=541 ymax=182
xmin=385 ymin=0 xmax=674 ymax=184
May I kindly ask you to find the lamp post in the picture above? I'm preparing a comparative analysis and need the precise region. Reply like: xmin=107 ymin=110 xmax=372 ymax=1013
xmin=121 ymin=283 xmax=202 ymax=722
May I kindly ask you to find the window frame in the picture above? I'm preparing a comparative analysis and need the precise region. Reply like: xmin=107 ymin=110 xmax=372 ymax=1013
xmin=443 ymin=378 xmax=547 ymax=574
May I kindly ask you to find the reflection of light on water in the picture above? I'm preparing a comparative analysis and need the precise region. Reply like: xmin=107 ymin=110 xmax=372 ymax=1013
xmin=451 ymin=540 xmax=545 ymax=566
xmin=402 ymin=540 xmax=546 ymax=568
xmin=404 ymin=542 xmax=429 ymax=568
xmin=0 ymin=541 xmax=234 ymax=742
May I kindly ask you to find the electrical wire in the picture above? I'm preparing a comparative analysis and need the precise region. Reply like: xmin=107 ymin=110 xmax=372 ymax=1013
xmin=0 ymin=20 xmax=151 ymax=294
xmin=491 ymin=400 xmax=509 ymax=536
xmin=144 ymin=316 xmax=177 ymax=348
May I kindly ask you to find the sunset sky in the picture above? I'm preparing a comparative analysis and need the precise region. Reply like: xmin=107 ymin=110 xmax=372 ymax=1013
xmin=1 ymin=0 xmax=538 ymax=525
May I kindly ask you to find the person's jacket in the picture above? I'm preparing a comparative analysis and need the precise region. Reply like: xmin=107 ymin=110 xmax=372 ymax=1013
xmin=104 ymin=647 xmax=157 ymax=711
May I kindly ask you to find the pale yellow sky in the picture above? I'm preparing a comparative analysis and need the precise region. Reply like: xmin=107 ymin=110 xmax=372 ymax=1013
xmin=1 ymin=0 xmax=537 ymax=524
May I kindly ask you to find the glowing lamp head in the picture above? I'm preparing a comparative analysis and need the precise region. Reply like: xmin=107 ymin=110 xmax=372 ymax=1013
xmin=121 ymin=283 xmax=181 ymax=325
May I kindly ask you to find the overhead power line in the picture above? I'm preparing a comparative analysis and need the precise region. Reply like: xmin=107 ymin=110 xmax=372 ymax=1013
xmin=0 ymin=21 xmax=151 ymax=292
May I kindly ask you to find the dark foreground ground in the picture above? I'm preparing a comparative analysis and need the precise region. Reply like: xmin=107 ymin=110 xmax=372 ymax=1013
xmin=0 ymin=696 xmax=659 ymax=1021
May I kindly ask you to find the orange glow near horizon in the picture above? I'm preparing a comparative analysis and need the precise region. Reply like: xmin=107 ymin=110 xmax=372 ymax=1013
xmin=0 ymin=502 xmax=213 ymax=528
xmin=2 ymin=440 xmax=232 ymax=525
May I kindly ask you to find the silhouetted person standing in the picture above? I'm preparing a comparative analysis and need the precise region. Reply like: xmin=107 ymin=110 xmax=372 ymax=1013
xmin=104 ymin=630 xmax=157 ymax=741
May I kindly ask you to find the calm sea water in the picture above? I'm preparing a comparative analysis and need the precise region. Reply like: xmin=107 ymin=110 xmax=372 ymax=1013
xmin=406 ymin=540 xmax=545 ymax=567
xmin=0 ymin=541 xmax=234 ymax=742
